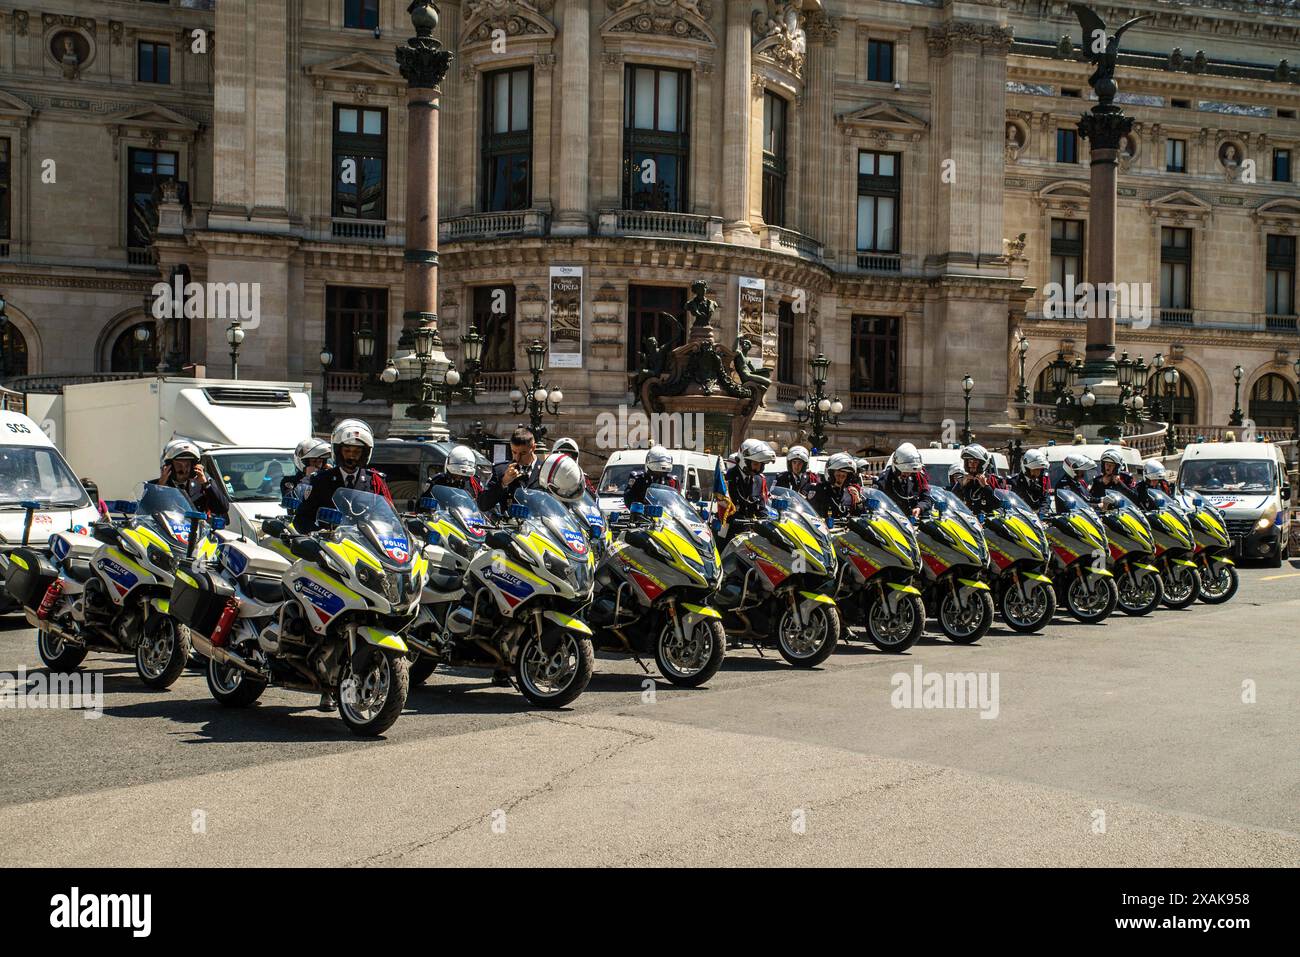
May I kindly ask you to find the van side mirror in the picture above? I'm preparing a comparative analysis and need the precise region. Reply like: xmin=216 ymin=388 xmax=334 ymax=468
xmin=1282 ymin=484 xmax=1292 ymax=501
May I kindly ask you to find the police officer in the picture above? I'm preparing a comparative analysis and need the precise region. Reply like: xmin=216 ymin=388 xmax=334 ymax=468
xmin=293 ymin=420 xmax=393 ymax=534
xmin=1091 ymin=448 xmax=1141 ymax=504
xmin=282 ymin=437 xmax=331 ymax=501
xmin=154 ymin=439 xmax=230 ymax=520
xmin=423 ymin=444 xmax=483 ymax=499
xmin=811 ymin=452 xmax=863 ymax=521
xmin=726 ymin=439 xmax=775 ymax=521
xmin=953 ymin=444 xmax=1002 ymax=515
xmin=874 ymin=442 xmax=932 ymax=520
xmin=623 ymin=445 xmax=679 ymax=508
xmin=478 ymin=426 xmax=544 ymax=514
xmin=1009 ymin=448 xmax=1053 ymax=511
xmin=774 ymin=445 xmax=818 ymax=499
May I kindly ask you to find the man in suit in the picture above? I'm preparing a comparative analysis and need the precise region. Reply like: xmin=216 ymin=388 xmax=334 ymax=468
xmin=478 ymin=426 xmax=544 ymax=514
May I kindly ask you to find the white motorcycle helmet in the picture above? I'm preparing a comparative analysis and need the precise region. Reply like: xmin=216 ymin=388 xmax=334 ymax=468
xmin=161 ymin=438 xmax=201 ymax=468
xmin=738 ymin=438 xmax=775 ymax=469
xmin=445 ymin=444 xmax=478 ymax=479
xmin=787 ymin=445 xmax=810 ymax=467
xmin=552 ymin=437 xmax=580 ymax=459
xmin=1063 ymin=453 xmax=1097 ymax=479
xmin=1022 ymin=448 xmax=1049 ymax=473
xmin=293 ymin=437 xmax=331 ymax=472
xmin=1099 ymin=448 xmax=1126 ymax=471
xmin=948 ymin=462 xmax=965 ymax=483
xmin=892 ymin=442 xmax=923 ymax=474
xmin=826 ymin=452 xmax=856 ymax=475
xmin=331 ymin=420 xmax=374 ymax=467
xmin=960 ymin=443 xmax=991 ymax=474
xmin=540 ymin=451 xmax=584 ymax=503
xmin=1142 ymin=459 xmax=1169 ymax=482
xmin=645 ymin=445 xmax=673 ymax=475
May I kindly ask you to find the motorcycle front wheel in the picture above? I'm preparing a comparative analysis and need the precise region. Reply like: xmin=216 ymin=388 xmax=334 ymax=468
xmin=135 ymin=613 xmax=191 ymax=689
xmin=338 ymin=652 xmax=408 ymax=737
xmin=1116 ymin=567 xmax=1163 ymax=616
xmin=1160 ymin=563 xmax=1201 ymax=609
xmin=938 ymin=589 xmax=994 ymax=644
xmin=1065 ymin=573 xmax=1117 ymax=623
xmin=655 ymin=617 xmax=725 ymax=687
xmin=516 ymin=629 xmax=594 ymax=708
xmin=864 ymin=591 xmax=924 ymax=652
xmin=776 ymin=602 xmax=839 ymax=667
xmin=998 ymin=578 xmax=1056 ymax=633
xmin=1197 ymin=561 xmax=1238 ymax=604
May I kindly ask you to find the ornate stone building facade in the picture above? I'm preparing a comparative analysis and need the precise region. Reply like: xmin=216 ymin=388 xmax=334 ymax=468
xmin=0 ymin=0 xmax=1297 ymax=458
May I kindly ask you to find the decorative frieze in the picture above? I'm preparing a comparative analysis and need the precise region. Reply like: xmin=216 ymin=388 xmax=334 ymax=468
xmin=602 ymin=0 xmax=714 ymax=44
xmin=752 ymin=2 xmax=806 ymax=80
xmin=927 ymin=21 xmax=1014 ymax=58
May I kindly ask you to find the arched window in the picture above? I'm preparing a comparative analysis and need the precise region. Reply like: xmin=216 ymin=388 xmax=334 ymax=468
xmin=110 ymin=321 xmax=159 ymax=373
xmin=1248 ymin=373 xmax=1296 ymax=429
xmin=0 ymin=322 xmax=28 ymax=382
xmin=1170 ymin=371 xmax=1196 ymax=423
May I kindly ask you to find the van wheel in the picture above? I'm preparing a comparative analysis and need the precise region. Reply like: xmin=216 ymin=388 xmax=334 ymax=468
xmin=1268 ymin=541 xmax=1283 ymax=568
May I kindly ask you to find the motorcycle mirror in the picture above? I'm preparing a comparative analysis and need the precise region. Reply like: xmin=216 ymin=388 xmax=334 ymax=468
xmin=317 ymin=507 xmax=343 ymax=527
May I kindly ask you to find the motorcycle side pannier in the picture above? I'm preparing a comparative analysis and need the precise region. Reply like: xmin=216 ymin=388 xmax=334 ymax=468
xmin=170 ymin=568 xmax=235 ymax=637
xmin=4 ymin=548 xmax=59 ymax=608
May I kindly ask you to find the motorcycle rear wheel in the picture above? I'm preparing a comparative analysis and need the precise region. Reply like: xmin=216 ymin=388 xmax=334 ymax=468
xmin=37 ymin=628 xmax=87 ymax=673
xmin=999 ymin=578 xmax=1056 ymax=633
xmin=776 ymin=602 xmax=838 ymax=667
xmin=864 ymin=592 xmax=924 ymax=652
xmin=656 ymin=618 xmax=725 ymax=687
xmin=939 ymin=590 xmax=993 ymax=644
xmin=1116 ymin=567 xmax=1163 ymax=616
xmin=407 ymin=653 xmax=438 ymax=686
xmin=1160 ymin=563 xmax=1201 ymax=609
xmin=1065 ymin=574 xmax=1117 ymax=623
xmin=206 ymin=654 xmax=267 ymax=707
xmin=1197 ymin=562 xmax=1238 ymax=604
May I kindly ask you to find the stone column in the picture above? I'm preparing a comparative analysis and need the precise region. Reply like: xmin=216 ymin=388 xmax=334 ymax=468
xmin=553 ymin=0 xmax=591 ymax=235
xmin=721 ymin=0 xmax=752 ymax=237
xmin=1078 ymin=106 xmax=1132 ymax=381
xmin=802 ymin=11 xmax=837 ymax=248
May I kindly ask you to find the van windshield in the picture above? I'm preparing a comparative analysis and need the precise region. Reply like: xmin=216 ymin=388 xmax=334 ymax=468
xmin=0 ymin=444 xmax=91 ymax=509
xmin=210 ymin=450 xmax=298 ymax=502
xmin=597 ymin=463 xmax=685 ymax=495
xmin=1180 ymin=459 xmax=1275 ymax=494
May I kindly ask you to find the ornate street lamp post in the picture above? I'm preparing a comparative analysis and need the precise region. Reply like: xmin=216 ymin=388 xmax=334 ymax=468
xmin=1149 ymin=352 xmax=1164 ymax=421
xmin=1230 ymin=364 xmax=1244 ymax=427
xmin=134 ymin=323 xmax=152 ymax=375
xmin=318 ymin=347 xmax=334 ymax=432
xmin=961 ymin=373 xmax=974 ymax=444
xmin=1014 ymin=334 xmax=1031 ymax=406
xmin=510 ymin=339 xmax=562 ymax=441
xmin=793 ymin=353 xmax=843 ymax=452
xmin=226 ymin=319 xmax=244 ymax=380
xmin=354 ymin=324 xmax=376 ymax=377
xmin=1162 ymin=366 xmax=1180 ymax=456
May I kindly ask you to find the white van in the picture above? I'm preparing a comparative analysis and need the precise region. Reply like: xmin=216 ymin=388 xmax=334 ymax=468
xmin=0 ymin=410 xmax=102 ymax=608
xmin=1042 ymin=443 xmax=1143 ymax=488
xmin=1177 ymin=441 xmax=1291 ymax=566
xmin=595 ymin=448 xmax=722 ymax=517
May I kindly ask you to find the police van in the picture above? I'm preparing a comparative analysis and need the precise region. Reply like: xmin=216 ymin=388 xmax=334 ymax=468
xmin=0 ymin=410 xmax=101 ymax=609
xmin=1177 ymin=440 xmax=1291 ymax=567
xmin=595 ymin=448 xmax=723 ymax=518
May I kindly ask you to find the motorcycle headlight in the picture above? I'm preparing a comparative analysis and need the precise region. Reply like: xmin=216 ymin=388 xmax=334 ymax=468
xmin=543 ymin=551 xmax=573 ymax=583
xmin=147 ymin=544 xmax=175 ymax=573
xmin=355 ymin=560 xmax=386 ymax=595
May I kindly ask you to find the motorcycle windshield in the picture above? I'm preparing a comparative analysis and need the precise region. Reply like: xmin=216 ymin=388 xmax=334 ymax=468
xmin=331 ymin=487 xmax=413 ymax=566
xmin=517 ymin=488 xmax=591 ymax=560
xmin=646 ymin=484 xmax=718 ymax=571
xmin=1056 ymin=488 xmax=1097 ymax=518
xmin=138 ymin=483 xmax=196 ymax=544
xmin=427 ymin=484 xmax=489 ymax=543
xmin=1104 ymin=489 xmax=1143 ymax=516
xmin=931 ymin=487 xmax=979 ymax=524
xmin=993 ymin=488 xmax=1036 ymax=519
xmin=863 ymin=487 xmax=910 ymax=524
xmin=771 ymin=486 xmax=834 ymax=555
xmin=1144 ymin=487 xmax=1181 ymax=514
xmin=573 ymin=488 xmax=607 ymax=538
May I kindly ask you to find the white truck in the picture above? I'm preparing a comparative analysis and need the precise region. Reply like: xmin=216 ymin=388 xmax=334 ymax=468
xmin=28 ymin=376 xmax=314 ymax=540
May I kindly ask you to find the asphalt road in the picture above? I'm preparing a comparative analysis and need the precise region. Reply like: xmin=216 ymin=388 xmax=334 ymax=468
xmin=1 ymin=564 xmax=1297 ymax=867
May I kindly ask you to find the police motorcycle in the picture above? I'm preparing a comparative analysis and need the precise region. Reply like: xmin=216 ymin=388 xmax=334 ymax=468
xmin=1097 ymin=490 xmax=1164 ymax=616
xmin=1142 ymin=487 xmax=1201 ymax=609
xmin=1176 ymin=490 xmax=1237 ymax=604
xmin=913 ymin=489 xmax=994 ymax=643
xmin=829 ymin=487 xmax=925 ymax=653
xmin=588 ymin=484 xmax=726 ymax=686
xmin=1042 ymin=489 xmax=1117 ymax=623
xmin=980 ymin=489 xmax=1057 ymax=634
xmin=716 ymin=485 xmax=841 ymax=667
xmin=173 ymin=487 xmax=422 ymax=736
xmin=4 ymin=483 xmax=212 ymax=688
xmin=405 ymin=454 xmax=596 ymax=708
